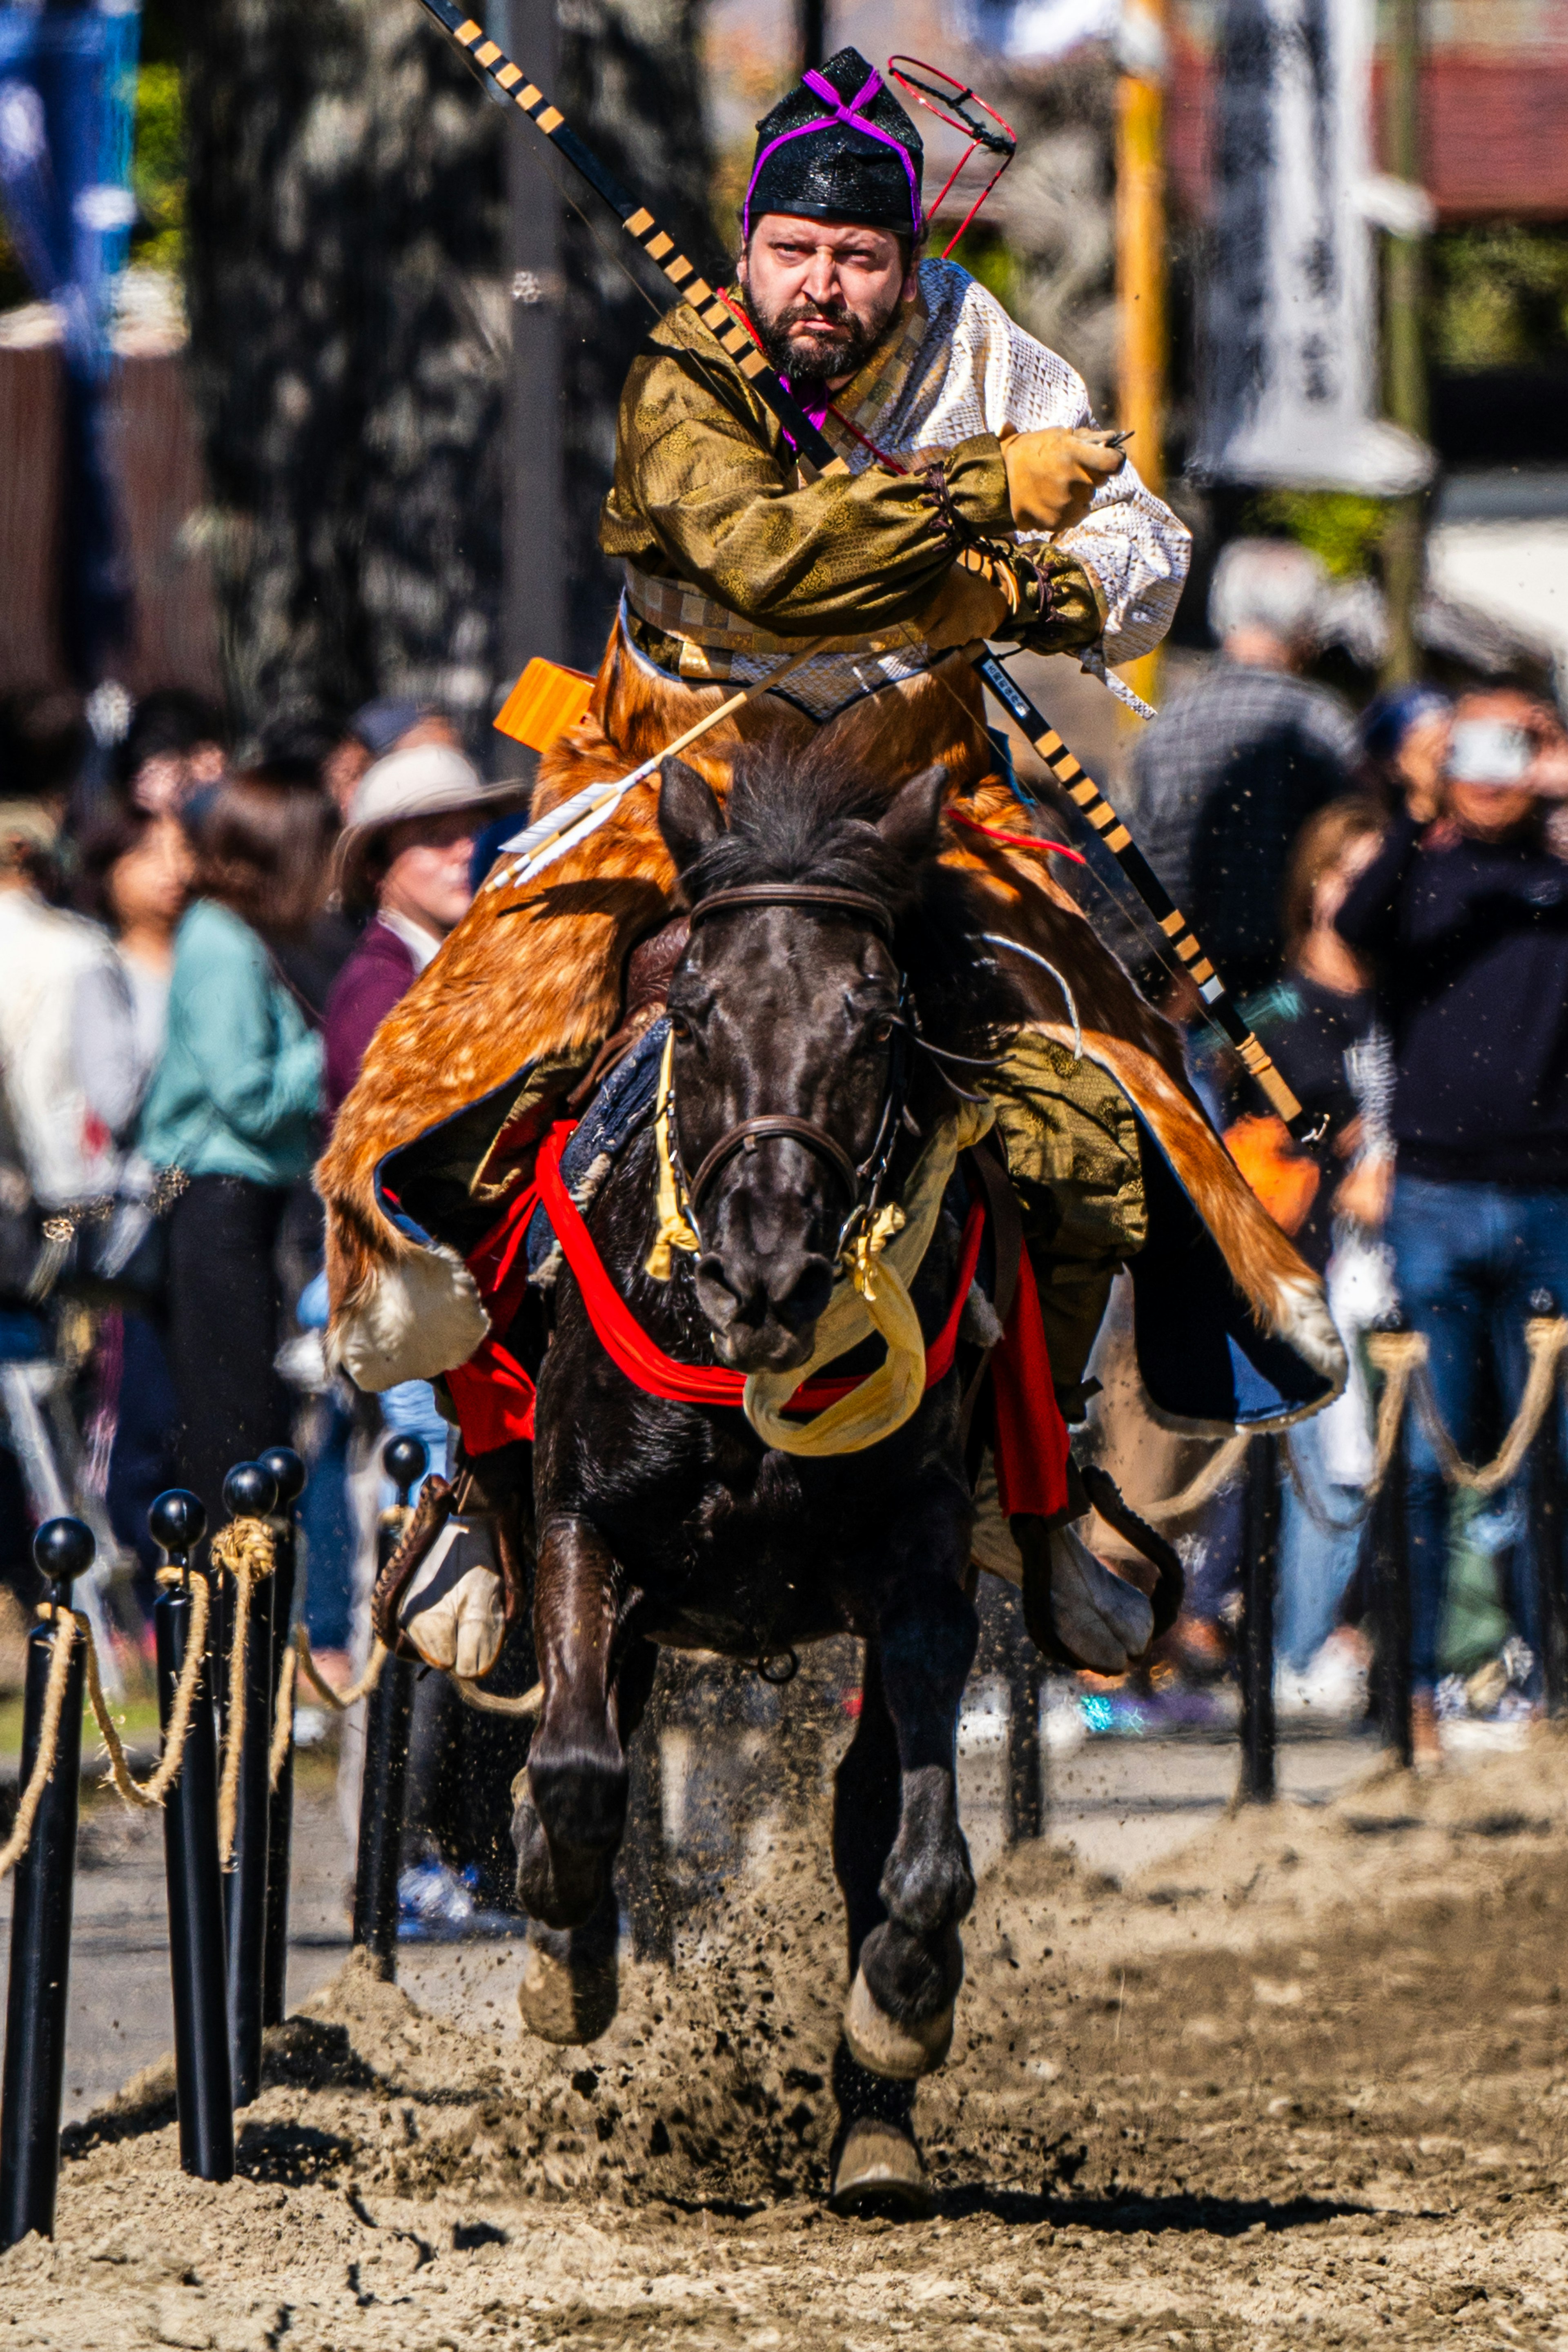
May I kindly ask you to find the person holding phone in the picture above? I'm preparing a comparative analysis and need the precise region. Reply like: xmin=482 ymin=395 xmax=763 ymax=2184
xmin=1335 ymin=688 xmax=1568 ymax=1766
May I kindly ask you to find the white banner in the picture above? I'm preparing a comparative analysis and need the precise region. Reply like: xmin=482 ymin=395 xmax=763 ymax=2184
xmin=1192 ymin=0 xmax=1432 ymax=497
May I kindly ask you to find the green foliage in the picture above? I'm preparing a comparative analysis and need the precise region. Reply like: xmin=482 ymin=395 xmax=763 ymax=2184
xmin=1245 ymin=490 xmax=1388 ymax=581
xmin=1430 ymin=224 xmax=1568 ymax=373
xmin=131 ymin=60 xmax=184 ymax=272
xmin=941 ymin=223 xmax=1024 ymax=320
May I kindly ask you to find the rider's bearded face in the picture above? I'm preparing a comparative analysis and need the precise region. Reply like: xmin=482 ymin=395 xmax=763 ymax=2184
xmin=739 ymin=215 xmax=914 ymax=388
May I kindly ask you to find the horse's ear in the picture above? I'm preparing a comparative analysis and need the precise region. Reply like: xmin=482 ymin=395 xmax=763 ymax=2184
xmin=876 ymin=762 xmax=951 ymax=863
xmin=658 ymin=757 xmax=726 ymax=877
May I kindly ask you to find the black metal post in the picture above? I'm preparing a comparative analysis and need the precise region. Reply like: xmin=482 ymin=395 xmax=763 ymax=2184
xmin=258 ymin=1447 xmax=304 ymax=2029
xmin=1004 ymin=1648 xmax=1045 ymax=1842
xmin=149 ymin=1490 xmax=234 ymax=2183
xmin=1528 ymin=1346 xmax=1568 ymax=1717
xmin=1372 ymin=1372 xmax=1413 ymax=1768
xmin=218 ymin=1461 xmax=277 ymax=2107
xmin=1238 ymin=1434 xmax=1278 ymax=1803
xmin=351 ymin=1437 xmax=425 ymax=1980
xmin=0 ymin=1519 xmax=92 ymax=2247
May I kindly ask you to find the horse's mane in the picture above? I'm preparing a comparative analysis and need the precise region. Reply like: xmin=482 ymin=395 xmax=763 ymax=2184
xmin=681 ymin=743 xmax=1025 ymax=1056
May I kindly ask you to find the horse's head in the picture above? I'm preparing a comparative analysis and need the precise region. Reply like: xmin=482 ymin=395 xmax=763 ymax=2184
xmin=656 ymin=746 xmax=996 ymax=1374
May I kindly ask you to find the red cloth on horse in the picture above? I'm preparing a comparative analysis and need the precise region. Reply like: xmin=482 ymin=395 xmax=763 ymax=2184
xmin=446 ymin=1123 xmax=1069 ymax=1523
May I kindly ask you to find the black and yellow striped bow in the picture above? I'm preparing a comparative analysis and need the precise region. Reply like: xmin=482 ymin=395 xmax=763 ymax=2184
xmin=416 ymin=0 xmax=1309 ymax=1134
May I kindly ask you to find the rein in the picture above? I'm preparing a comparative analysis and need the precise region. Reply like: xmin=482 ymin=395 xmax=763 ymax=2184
xmin=533 ymin=1120 xmax=984 ymax=1418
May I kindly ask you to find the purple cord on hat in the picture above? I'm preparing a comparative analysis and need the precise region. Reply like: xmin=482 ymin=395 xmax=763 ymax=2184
xmin=742 ymin=65 xmax=924 ymax=245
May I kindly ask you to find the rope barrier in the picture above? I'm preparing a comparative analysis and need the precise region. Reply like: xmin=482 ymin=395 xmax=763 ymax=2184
xmin=450 ymin=1674 xmax=543 ymax=1718
xmin=81 ymin=1567 xmax=211 ymax=1811
xmin=290 ymin=1626 xmax=386 ymax=1713
xmin=209 ymin=1515 xmax=275 ymax=1869
xmin=1389 ymin=1317 xmax=1568 ymax=1495
xmin=0 ymin=1610 xmax=78 ymax=1882
xmin=267 ymin=1626 xmax=392 ymax=1791
xmin=1138 ymin=1433 xmax=1251 ymax=1525
xmin=1118 ymin=1316 xmax=1568 ymax=1532
xmin=269 ymin=1644 xmax=298 ymax=1794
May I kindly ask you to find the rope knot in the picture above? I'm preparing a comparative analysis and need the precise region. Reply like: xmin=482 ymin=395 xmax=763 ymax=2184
xmin=847 ymin=1201 xmax=906 ymax=1303
xmin=209 ymin=1515 xmax=276 ymax=1584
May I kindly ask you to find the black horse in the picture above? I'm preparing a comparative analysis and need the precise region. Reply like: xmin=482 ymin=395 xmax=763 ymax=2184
xmin=511 ymin=745 xmax=1150 ymax=2212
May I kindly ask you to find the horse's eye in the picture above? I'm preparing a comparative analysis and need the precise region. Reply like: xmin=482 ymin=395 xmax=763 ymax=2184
xmin=872 ymin=1018 xmax=894 ymax=1044
xmin=669 ymin=1013 xmax=693 ymax=1042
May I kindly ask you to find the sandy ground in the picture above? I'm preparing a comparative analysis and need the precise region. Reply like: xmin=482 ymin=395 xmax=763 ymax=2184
xmin=6 ymin=1723 xmax=1568 ymax=2348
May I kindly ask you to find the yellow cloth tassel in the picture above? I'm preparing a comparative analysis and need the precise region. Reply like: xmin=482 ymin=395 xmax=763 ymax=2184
xmin=645 ymin=1029 xmax=702 ymax=1281
xmin=744 ymin=1097 xmax=994 ymax=1457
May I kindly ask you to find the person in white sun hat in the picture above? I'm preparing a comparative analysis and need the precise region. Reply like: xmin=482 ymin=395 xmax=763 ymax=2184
xmin=325 ymin=743 xmax=526 ymax=1124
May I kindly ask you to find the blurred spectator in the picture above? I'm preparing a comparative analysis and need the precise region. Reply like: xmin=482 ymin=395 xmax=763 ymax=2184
xmin=1336 ymin=686 xmax=1568 ymax=1767
xmin=300 ymin=743 xmax=517 ymax=1661
xmin=71 ymin=805 xmax=194 ymax=1595
xmin=1132 ymin=540 xmax=1360 ymax=1000
xmin=0 ymin=788 xmax=123 ymax=1601
xmin=1219 ymin=800 xmax=1391 ymax=1710
xmin=1359 ymin=683 xmax=1453 ymax=823
xmin=217 ymin=754 xmax=352 ymax=1024
xmin=319 ymin=741 xmax=521 ymax=1920
xmin=114 ymin=689 xmax=227 ymax=817
xmin=326 ymin=742 xmax=520 ymax=1119
xmin=321 ymin=698 xmax=459 ymax=822
xmin=139 ymin=770 xmax=331 ymax=1530
xmin=0 ymin=794 xmax=122 ymax=1219
xmin=1 ymin=692 xmax=87 ymax=843
xmin=71 ymin=806 xmax=193 ymax=1140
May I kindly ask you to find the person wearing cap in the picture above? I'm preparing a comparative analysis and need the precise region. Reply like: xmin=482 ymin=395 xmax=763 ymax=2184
xmin=1358 ymin=681 xmax=1453 ymax=824
xmin=321 ymin=699 xmax=460 ymax=823
xmin=324 ymin=742 xmax=524 ymax=1122
xmin=1336 ymin=687 xmax=1568 ymax=1766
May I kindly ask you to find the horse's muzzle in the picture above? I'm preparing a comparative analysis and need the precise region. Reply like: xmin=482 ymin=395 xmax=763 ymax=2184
xmin=694 ymin=1246 xmax=836 ymax=1373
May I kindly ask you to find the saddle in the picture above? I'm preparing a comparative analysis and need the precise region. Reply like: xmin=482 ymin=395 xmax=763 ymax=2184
xmin=370 ymin=936 xmax=1183 ymax=1682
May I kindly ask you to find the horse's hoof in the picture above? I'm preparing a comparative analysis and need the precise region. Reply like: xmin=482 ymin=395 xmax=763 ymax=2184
xmin=517 ymin=1940 xmax=619 ymax=2045
xmin=829 ymin=2117 xmax=932 ymax=2220
xmin=842 ymin=1968 xmax=954 ymax=2080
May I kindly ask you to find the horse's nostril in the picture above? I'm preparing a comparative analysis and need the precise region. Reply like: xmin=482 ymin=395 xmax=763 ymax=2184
xmin=770 ymin=1256 xmax=835 ymax=1332
xmin=695 ymin=1257 xmax=747 ymax=1329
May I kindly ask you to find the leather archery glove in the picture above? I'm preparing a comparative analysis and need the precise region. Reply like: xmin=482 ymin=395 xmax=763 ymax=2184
xmin=1002 ymin=426 xmax=1126 ymax=536
xmin=917 ymin=558 xmax=1012 ymax=652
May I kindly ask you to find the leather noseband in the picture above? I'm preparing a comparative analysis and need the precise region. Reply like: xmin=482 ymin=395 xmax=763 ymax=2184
xmin=675 ymin=883 xmax=906 ymax=1238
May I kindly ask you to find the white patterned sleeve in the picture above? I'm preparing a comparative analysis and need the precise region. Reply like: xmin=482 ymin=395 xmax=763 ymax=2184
xmin=1052 ymin=460 xmax=1192 ymax=668
xmin=985 ymin=304 xmax=1192 ymax=668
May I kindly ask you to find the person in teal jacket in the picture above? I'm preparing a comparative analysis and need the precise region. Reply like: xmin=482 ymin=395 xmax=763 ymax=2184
xmin=140 ymin=766 xmax=334 ymax=1526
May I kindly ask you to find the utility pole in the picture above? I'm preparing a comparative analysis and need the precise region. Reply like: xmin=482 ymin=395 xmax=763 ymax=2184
xmin=1381 ymin=0 xmax=1427 ymax=686
xmin=1115 ymin=0 xmax=1167 ymax=717
xmin=498 ymin=0 xmax=566 ymax=698
xmin=799 ymin=0 xmax=825 ymax=72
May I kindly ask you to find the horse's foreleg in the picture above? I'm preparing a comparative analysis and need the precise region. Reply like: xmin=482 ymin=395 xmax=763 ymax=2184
xmin=843 ymin=1575 xmax=978 ymax=2083
xmin=512 ymin=1513 xmax=635 ymax=1931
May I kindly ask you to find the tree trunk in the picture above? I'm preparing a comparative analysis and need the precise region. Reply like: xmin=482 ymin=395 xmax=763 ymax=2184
xmin=182 ymin=0 xmax=710 ymax=733
xmin=555 ymin=0 xmax=713 ymax=664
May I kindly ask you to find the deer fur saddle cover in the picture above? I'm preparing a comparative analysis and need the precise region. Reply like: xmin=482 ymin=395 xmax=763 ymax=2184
xmin=318 ymin=618 xmax=1346 ymax=1431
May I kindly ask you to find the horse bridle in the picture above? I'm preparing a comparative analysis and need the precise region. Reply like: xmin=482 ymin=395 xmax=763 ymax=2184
xmin=673 ymin=883 xmax=912 ymax=1256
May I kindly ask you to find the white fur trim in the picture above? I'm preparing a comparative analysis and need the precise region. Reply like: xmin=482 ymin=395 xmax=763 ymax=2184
xmin=330 ymin=1245 xmax=490 ymax=1391
xmin=1269 ymin=1272 xmax=1348 ymax=1390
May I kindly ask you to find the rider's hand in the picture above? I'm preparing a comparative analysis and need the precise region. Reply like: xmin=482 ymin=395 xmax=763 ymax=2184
xmin=918 ymin=560 xmax=1012 ymax=652
xmin=1001 ymin=426 xmax=1126 ymax=536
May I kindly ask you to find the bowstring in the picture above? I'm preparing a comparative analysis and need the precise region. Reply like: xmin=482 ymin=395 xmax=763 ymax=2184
xmin=509 ymin=122 xmax=758 ymax=429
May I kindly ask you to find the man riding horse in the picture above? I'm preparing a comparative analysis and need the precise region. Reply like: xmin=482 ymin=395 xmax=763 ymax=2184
xmin=319 ymin=47 xmax=1343 ymax=2207
xmin=323 ymin=45 xmax=1338 ymax=1412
